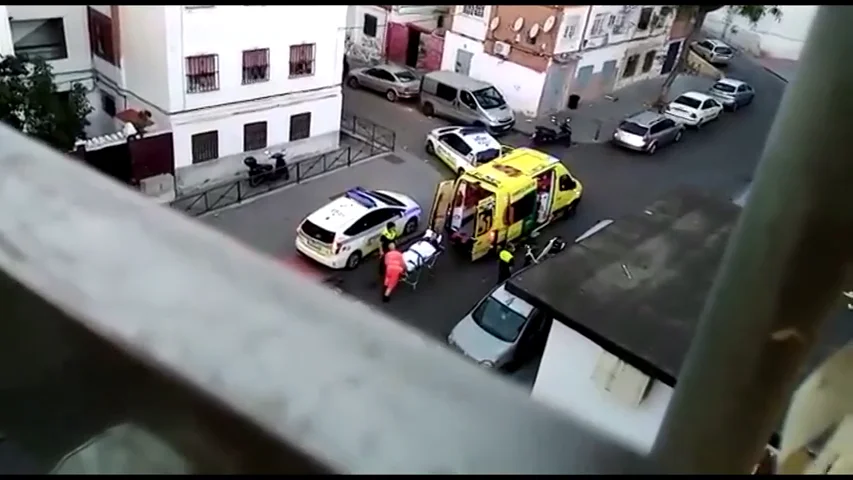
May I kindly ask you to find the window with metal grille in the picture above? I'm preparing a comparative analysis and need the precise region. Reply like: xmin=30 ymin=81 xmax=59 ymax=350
xmin=87 ymin=8 xmax=115 ymax=65
xmin=242 ymin=48 xmax=270 ymax=85
xmin=186 ymin=54 xmax=219 ymax=93
xmin=191 ymin=130 xmax=219 ymax=164
xmin=289 ymin=44 xmax=315 ymax=78
xmin=289 ymin=113 xmax=311 ymax=141
xmin=243 ymin=122 xmax=267 ymax=152
xmin=462 ymin=5 xmax=485 ymax=18
xmin=101 ymin=91 xmax=116 ymax=117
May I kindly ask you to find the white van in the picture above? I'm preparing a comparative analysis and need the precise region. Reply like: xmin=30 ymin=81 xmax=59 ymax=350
xmin=419 ymin=70 xmax=515 ymax=135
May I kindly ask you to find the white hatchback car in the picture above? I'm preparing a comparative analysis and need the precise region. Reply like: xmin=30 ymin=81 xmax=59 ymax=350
xmin=295 ymin=187 xmax=422 ymax=270
xmin=664 ymin=91 xmax=723 ymax=128
xmin=425 ymin=126 xmax=506 ymax=176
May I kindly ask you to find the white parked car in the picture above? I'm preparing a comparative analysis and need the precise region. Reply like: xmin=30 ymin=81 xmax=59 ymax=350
xmin=295 ymin=187 xmax=422 ymax=270
xmin=425 ymin=126 xmax=505 ymax=176
xmin=664 ymin=91 xmax=723 ymax=128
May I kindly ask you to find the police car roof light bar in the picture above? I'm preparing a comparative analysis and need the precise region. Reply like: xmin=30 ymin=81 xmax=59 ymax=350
xmin=345 ymin=187 xmax=377 ymax=208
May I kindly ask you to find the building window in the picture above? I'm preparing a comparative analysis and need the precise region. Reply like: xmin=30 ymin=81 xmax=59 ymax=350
xmin=186 ymin=54 xmax=219 ymax=93
xmin=101 ymin=91 xmax=117 ymax=117
xmin=243 ymin=122 xmax=268 ymax=152
xmin=191 ymin=131 xmax=219 ymax=164
xmin=622 ymin=54 xmax=640 ymax=78
xmin=242 ymin=48 xmax=270 ymax=84
xmin=562 ymin=15 xmax=579 ymax=39
xmin=289 ymin=44 xmax=315 ymax=78
xmin=289 ymin=113 xmax=311 ymax=141
xmin=363 ymin=14 xmax=378 ymax=37
xmin=637 ymin=7 xmax=654 ymax=31
xmin=642 ymin=50 xmax=656 ymax=73
xmin=10 ymin=18 xmax=68 ymax=61
xmin=589 ymin=13 xmax=606 ymax=36
xmin=461 ymin=5 xmax=485 ymax=18
xmin=87 ymin=8 xmax=115 ymax=65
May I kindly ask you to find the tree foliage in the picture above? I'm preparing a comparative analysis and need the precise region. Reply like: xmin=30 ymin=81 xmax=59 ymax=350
xmin=0 ymin=55 xmax=93 ymax=152
xmin=656 ymin=5 xmax=783 ymax=104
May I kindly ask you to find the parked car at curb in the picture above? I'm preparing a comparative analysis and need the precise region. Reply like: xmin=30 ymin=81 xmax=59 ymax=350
xmin=708 ymin=78 xmax=755 ymax=112
xmin=425 ymin=126 xmax=505 ymax=176
xmin=612 ymin=111 xmax=685 ymax=155
xmin=692 ymin=39 xmax=735 ymax=66
xmin=664 ymin=91 xmax=723 ymax=128
xmin=346 ymin=64 xmax=420 ymax=102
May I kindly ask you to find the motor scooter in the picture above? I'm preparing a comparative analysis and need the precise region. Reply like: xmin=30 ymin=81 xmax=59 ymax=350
xmin=244 ymin=151 xmax=289 ymax=187
xmin=531 ymin=115 xmax=572 ymax=147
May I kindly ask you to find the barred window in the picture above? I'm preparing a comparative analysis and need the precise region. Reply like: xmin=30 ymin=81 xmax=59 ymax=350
xmin=289 ymin=44 xmax=315 ymax=78
xmin=242 ymin=48 xmax=270 ymax=84
xmin=462 ymin=5 xmax=485 ymax=18
xmin=289 ymin=112 xmax=311 ymax=141
xmin=191 ymin=130 xmax=219 ymax=164
xmin=243 ymin=121 xmax=267 ymax=152
xmin=186 ymin=54 xmax=219 ymax=93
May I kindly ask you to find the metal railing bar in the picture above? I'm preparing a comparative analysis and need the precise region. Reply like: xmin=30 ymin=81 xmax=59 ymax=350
xmin=0 ymin=124 xmax=646 ymax=474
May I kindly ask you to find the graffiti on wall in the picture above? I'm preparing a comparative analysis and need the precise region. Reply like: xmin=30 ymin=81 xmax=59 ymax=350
xmin=345 ymin=34 xmax=383 ymax=66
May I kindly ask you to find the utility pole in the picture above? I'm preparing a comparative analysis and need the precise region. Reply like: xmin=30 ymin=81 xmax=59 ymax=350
xmin=651 ymin=5 xmax=853 ymax=473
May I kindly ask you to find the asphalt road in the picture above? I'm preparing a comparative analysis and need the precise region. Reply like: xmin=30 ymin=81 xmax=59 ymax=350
xmin=204 ymin=54 xmax=788 ymax=386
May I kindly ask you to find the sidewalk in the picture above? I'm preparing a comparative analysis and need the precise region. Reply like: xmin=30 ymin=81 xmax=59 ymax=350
xmin=754 ymin=56 xmax=797 ymax=84
xmin=513 ymin=75 xmax=715 ymax=144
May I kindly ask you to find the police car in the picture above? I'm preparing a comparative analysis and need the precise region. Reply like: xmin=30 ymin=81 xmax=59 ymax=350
xmin=295 ymin=187 xmax=422 ymax=270
xmin=425 ymin=126 xmax=505 ymax=176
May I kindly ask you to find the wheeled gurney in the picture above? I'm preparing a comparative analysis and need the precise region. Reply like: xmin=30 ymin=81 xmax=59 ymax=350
xmin=401 ymin=229 xmax=443 ymax=289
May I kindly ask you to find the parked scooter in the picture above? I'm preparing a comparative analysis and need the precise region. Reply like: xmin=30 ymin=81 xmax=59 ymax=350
xmin=531 ymin=115 xmax=573 ymax=147
xmin=244 ymin=151 xmax=289 ymax=187
xmin=522 ymin=235 xmax=568 ymax=267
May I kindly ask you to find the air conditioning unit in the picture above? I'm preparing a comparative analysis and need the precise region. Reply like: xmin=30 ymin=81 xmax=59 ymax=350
xmin=494 ymin=41 xmax=512 ymax=58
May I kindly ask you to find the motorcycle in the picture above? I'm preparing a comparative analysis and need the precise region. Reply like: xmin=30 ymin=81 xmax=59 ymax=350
xmin=522 ymin=235 xmax=568 ymax=268
xmin=531 ymin=115 xmax=573 ymax=147
xmin=244 ymin=151 xmax=289 ymax=187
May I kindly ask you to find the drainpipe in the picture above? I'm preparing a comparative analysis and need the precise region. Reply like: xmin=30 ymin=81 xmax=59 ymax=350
xmin=578 ymin=6 xmax=595 ymax=51
xmin=651 ymin=5 xmax=853 ymax=473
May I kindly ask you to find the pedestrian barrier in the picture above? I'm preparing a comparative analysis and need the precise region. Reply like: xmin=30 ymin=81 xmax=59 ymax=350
xmin=170 ymin=113 xmax=396 ymax=217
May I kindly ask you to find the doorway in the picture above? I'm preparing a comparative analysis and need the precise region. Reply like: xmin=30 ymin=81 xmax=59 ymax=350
xmin=536 ymin=61 xmax=577 ymax=116
xmin=661 ymin=41 xmax=681 ymax=74
xmin=454 ymin=49 xmax=473 ymax=76
xmin=405 ymin=27 xmax=421 ymax=68
xmin=534 ymin=170 xmax=555 ymax=228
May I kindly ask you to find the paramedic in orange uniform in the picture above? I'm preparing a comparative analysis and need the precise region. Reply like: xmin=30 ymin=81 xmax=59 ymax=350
xmin=382 ymin=242 xmax=405 ymax=303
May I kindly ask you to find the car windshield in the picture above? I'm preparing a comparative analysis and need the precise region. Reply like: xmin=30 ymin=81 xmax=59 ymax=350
xmin=475 ymin=148 xmax=501 ymax=164
xmin=394 ymin=71 xmax=417 ymax=82
xmin=712 ymin=82 xmax=737 ymax=93
xmin=619 ymin=121 xmax=649 ymax=136
xmin=673 ymin=95 xmax=702 ymax=109
xmin=472 ymin=87 xmax=506 ymax=109
xmin=714 ymin=47 xmax=733 ymax=55
xmin=471 ymin=296 xmax=528 ymax=343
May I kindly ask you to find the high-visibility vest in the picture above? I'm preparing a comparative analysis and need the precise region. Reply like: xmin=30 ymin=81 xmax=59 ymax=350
xmin=382 ymin=228 xmax=398 ymax=241
xmin=499 ymin=249 xmax=514 ymax=264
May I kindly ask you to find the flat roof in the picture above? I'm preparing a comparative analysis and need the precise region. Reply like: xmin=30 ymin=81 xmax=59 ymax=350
xmin=506 ymin=187 xmax=741 ymax=386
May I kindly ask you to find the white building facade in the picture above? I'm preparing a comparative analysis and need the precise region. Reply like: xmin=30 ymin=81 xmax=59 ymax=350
xmin=2 ymin=5 xmax=347 ymax=190
xmin=704 ymin=5 xmax=817 ymax=61
xmin=441 ymin=5 xmax=678 ymax=117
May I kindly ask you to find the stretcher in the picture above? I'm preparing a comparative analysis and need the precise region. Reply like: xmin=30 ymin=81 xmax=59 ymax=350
xmin=401 ymin=229 xmax=444 ymax=289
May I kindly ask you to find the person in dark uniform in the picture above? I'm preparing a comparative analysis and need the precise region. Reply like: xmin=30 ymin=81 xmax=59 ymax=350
xmin=497 ymin=244 xmax=515 ymax=284
xmin=378 ymin=222 xmax=399 ymax=277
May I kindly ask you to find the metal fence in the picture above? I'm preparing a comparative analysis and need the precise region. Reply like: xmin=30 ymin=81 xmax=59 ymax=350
xmin=170 ymin=113 xmax=396 ymax=217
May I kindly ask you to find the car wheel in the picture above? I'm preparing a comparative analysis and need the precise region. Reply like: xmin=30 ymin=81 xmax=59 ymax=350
xmin=566 ymin=199 xmax=580 ymax=218
xmin=404 ymin=217 xmax=419 ymax=235
xmin=422 ymin=102 xmax=434 ymax=116
xmin=425 ymin=140 xmax=435 ymax=155
xmin=345 ymin=251 xmax=362 ymax=270
xmin=386 ymin=90 xmax=398 ymax=102
xmin=647 ymin=142 xmax=658 ymax=155
xmin=456 ymin=167 xmax=465 ymax=176
xmin=731 ymin=102 xmax=739 ymax=112
xmin=347 ymin=77 xmax=359 ymax=89
xmin=674 ymin=130 xmax=683 ymax=143
xmin=695 ymin=119 xmax=703 ymax=130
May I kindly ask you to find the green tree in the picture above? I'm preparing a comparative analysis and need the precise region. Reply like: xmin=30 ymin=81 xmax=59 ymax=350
xmin=656 ymin=5 xmax=782 ymax=105
xmin=0 ymin=55 xmax=93 ymax=152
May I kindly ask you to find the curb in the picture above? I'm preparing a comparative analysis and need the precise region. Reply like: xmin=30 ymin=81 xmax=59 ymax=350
xmin=762 ymin=66 xmax=789 ymax=84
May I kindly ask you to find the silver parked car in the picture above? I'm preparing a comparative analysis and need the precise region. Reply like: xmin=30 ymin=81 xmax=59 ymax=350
xmin=346 ymin=64 xmax=420 ymax=102
xmin=692 ymin=39 xmax=735 ymax=66
xmin=447 ymin=283 xmax=550 ymax=371
xmin=708 ymin=78 xmax=755 ymax=112
xmin=612 ymin=111 xmax=685 ymax=155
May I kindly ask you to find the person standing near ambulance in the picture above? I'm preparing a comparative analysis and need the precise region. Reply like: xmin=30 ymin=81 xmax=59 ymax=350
xmin=497 ymin=244 xmax=515 ymax=284
xmin=382 ymin=242 xmax=405 ymax=302
xmin=378 ymin=222 xmax=399 ymax=277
